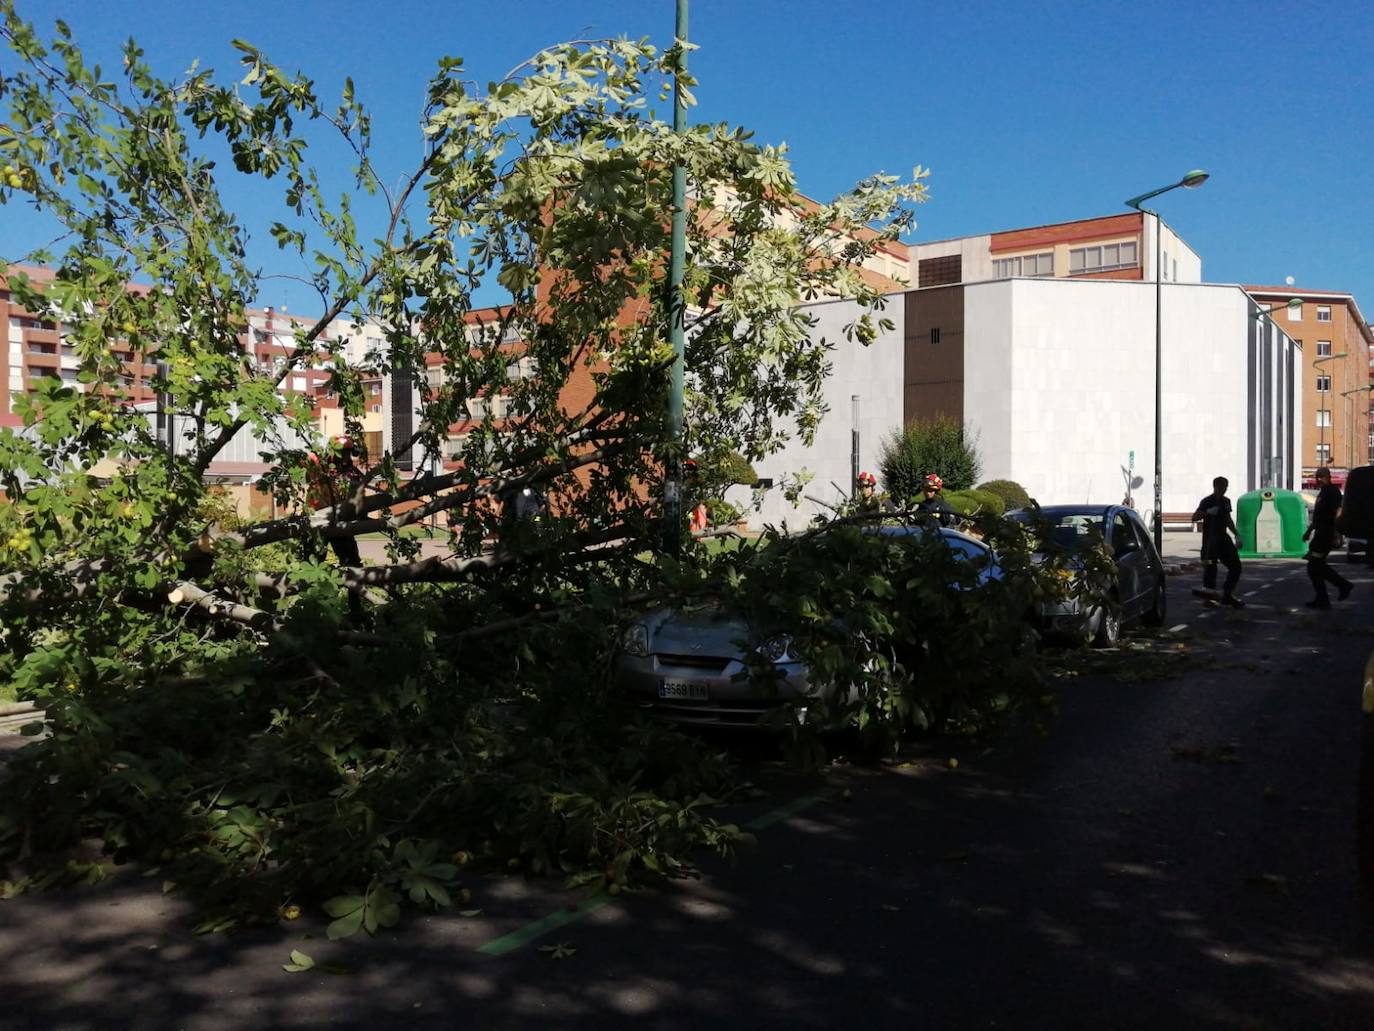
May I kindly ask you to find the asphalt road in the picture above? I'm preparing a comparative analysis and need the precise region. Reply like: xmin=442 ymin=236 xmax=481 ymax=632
xmin=3 ymin=542 xmax=1373 ymax=1030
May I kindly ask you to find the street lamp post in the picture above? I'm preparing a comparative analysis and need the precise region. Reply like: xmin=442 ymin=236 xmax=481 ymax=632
xmin=1341 ymin=384 xmax=1373 ymax=469
xmin=665 ymin=0 xmax=689 ymax=556
xmin=1125 ymin=169 xmax=1210 ymax=552
xmin=1314 ymin=352 xmax=1349 ymax=467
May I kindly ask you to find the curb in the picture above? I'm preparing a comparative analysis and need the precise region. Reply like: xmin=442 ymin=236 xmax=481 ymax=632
xmin=0 ymin=700 xmax=42 ymax=733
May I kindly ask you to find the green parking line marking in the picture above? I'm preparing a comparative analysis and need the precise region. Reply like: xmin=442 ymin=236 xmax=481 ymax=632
xmin=476 ymin=893 xmax=613 ymax=956
xmin=473 ymin=790 xmax=830 ymax=956
xmin=744 ymin=790 xmax=829 ymax=830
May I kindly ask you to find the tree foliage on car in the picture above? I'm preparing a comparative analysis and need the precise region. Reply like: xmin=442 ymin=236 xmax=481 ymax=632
xmin=669 ymin=510 xmax=1094 ymax=760
xmin=0 ymin=3 xmax=927 ymax=928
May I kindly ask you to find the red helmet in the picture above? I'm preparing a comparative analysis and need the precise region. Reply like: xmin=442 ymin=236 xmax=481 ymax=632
xmin=923 ymin=473 xmax=943 ymax=491
xmin=857 ymin=471 xmax=877 ymax=487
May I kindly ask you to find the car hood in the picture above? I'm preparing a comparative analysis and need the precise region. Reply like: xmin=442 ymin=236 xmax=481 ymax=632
xmin=639 ymin=605 xmax=754 ymax=658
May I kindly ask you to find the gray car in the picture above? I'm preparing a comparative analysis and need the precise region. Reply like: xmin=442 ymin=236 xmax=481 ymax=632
xmin=617 ymin=526 xmax=1001 ymax=728
xmin=1008 ymin=504 xmax=1167 ymax=646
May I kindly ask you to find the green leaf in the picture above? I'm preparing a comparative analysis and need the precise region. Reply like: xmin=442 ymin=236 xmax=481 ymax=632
xmin=326 ymin=908 xmax=365 ymax=941
xmin=282 ymin=949 xmax=315 ymax=972
xmin=322 ymin=895 xmax=364 ymax=919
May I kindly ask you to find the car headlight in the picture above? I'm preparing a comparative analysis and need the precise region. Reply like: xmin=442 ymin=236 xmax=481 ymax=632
xmin=622 ymin=623 xmax=650 ymax=657
xmin=757 ymin=633 xmax=793 ymax=662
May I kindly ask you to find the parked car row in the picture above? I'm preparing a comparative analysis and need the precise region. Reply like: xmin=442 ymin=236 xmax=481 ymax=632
xmin=618 ymin=505 xmax=1167 ymax=728
xmin=618 ymin=525 xmax=1000 ymax=728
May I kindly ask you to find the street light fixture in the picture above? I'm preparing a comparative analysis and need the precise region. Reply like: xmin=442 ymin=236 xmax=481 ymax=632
xmin=1125 ymin=169 xmax=1210 ymax=552
xmin=1251 ymin=298 xmax=1303 ymax=320
xmin=1314 ymin=352 xmax=1350 ymax=467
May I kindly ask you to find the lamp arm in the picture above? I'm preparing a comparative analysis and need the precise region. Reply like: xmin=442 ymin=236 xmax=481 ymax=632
xmin=1124 ymin=182 xmax=1180 ymax=209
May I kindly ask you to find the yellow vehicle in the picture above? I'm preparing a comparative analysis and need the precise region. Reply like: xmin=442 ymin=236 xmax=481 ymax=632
xmin=1362 ymin=651 xmax=1374 ymax=891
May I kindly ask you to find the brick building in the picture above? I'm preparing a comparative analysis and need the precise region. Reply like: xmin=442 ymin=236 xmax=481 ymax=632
xmin=1245 ymin=287 xmax=1373 ymax=477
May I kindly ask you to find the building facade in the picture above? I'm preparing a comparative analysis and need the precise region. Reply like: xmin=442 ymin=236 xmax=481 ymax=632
xmin=908 ymin=212 xmax=1202 ymax=290
xmin=905 ymin=278 xmax=1300 ymax=517
xmin=1244 ymin=287 xmax=1372 ymax=477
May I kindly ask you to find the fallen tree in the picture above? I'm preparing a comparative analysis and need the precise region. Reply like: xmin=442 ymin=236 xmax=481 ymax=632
xmin=0 ymin=2 xmax=942 ymax=928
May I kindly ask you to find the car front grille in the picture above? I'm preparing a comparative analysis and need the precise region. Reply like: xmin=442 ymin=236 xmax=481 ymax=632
xmin=655 ymin=652 xmax=731 ymax=672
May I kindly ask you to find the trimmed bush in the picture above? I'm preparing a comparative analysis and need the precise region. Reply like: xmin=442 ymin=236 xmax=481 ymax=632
xmin=880 ymin=416 xmax=981 ymax=502
xmin=976 ymin=479 xmax=1031 ymax=511
xmin=945 ymin=489 xmax=1005 ymax=517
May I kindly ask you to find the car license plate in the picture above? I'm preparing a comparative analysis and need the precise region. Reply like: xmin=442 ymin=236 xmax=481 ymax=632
xmin=659 ymin=678 xmax=708 ymax=701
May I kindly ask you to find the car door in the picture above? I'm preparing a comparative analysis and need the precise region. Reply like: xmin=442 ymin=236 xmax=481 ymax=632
xmin=1127 ymin=511 xmax=1164 ymax=603
xmin=1109 ymin=510 xmax=1145 ymax=615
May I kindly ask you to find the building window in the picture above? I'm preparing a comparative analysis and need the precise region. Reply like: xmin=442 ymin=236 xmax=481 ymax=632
xmin=992 ymin=252 xmax=1054 ymax=278
xmin=1069 ymin=241 xmax=1138 ymax=276
xmin=1317 ymin=340 xmax=1332 ymax=357
xmin=1316 ymin=305 xmax=1332 ymax=322
xmin=918 ymin=254 xmax=962 ymax=288
xmin=1288 ymin=303 xmax=1302 ymax=322
xmin=1316 ymin=443 xmax=1332 ymax=463
xmin=1317 ymin=409 xmax=1332 ymax=427
xmin=506 ymin=356 xmax=539 ymax=381
xmin=1316 ymin=375 xmax=1331 ymax=392
xmin=929 ymin=327 xmax=940 ymax=345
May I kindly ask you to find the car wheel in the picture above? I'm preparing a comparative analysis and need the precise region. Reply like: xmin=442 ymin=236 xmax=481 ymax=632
xmin=1142 ymin=579 xmax=1167 ymax=627
xmin=1092 ymin=601 xmax=1121 ymax=648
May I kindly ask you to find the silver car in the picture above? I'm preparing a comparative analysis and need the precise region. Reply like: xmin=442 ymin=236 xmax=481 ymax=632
xmin=617 ymin=526 xmax=1001 ymax=728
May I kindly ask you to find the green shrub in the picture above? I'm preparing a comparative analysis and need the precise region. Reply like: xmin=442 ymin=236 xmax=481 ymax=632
xmin=880 ymin=416 xmax=981 ymax=502
xmin=944 ymin=489 xmax=1005 ymax=517
xmin=704 ymin=498 xmax=743 ymax=525
xmin=696 ymin=452 xmax=759 ymax=500
xmin=976 ymin=479 xmax=1031 ymax=511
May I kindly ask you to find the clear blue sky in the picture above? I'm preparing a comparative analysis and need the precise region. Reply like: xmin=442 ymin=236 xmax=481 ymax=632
xmin=4 ymin=0 xmax=1371 ymax=313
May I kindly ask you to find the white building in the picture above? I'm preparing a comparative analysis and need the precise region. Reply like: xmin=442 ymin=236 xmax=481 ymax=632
xmin=727 ymin=296 xmax=906 ymax=530
xmin=737 ymin=277 xmax=1300 ymax=531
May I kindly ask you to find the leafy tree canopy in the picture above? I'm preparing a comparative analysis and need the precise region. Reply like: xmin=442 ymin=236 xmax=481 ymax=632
xmin=0 ymin=2 xmax=937 ymax=928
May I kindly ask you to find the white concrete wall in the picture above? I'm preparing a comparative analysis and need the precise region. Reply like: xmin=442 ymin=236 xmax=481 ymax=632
xmin=733 ymin=297 xmax=906 ymax=530
xmin=960 ymin=279 xmax=1287 ymax=522
xmin=1145 ymin=216 xmax=1204 ymax=283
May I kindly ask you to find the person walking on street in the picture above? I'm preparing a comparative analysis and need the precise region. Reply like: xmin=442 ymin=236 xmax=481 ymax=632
xmin=915 ymin=472 xmax=956 ymax=528
xmin=1303 ymin=466 xmax=1354 ymax=610
xmin=1192 ymin=475 xmax=1245 ymax=607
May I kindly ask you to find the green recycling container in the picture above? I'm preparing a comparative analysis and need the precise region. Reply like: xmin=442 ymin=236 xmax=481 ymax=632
xmin=1236 ymin=488 xmax=1308 ymax=558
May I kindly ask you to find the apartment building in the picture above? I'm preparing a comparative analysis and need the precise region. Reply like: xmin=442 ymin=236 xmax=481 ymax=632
xmin=2 ymin=264 xmax=393 ymax=476
xmin=2 ymin=265 xmax=158 ymax=427
xmin=907 ymin=212 xmax=1201 ymax=289
xmin=1244 ymin=286 xmax=1372 ymax=476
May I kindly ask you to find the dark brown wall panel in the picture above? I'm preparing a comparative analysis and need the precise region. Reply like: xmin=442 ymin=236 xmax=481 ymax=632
xmin=903 ymin=286 xmax=965 ymax=424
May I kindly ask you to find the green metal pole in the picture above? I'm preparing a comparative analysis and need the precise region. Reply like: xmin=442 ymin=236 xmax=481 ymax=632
xmin=666 ymin=0 xmax=688 ymax=555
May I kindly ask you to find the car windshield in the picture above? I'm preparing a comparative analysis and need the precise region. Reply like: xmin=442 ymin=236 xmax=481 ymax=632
xmin=1011 ymin=511 xmax=1106 ymax=550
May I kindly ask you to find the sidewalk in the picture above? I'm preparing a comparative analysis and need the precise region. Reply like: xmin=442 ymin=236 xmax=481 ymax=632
xmin=1159 ymin=528 xmax=1202 ymax=573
